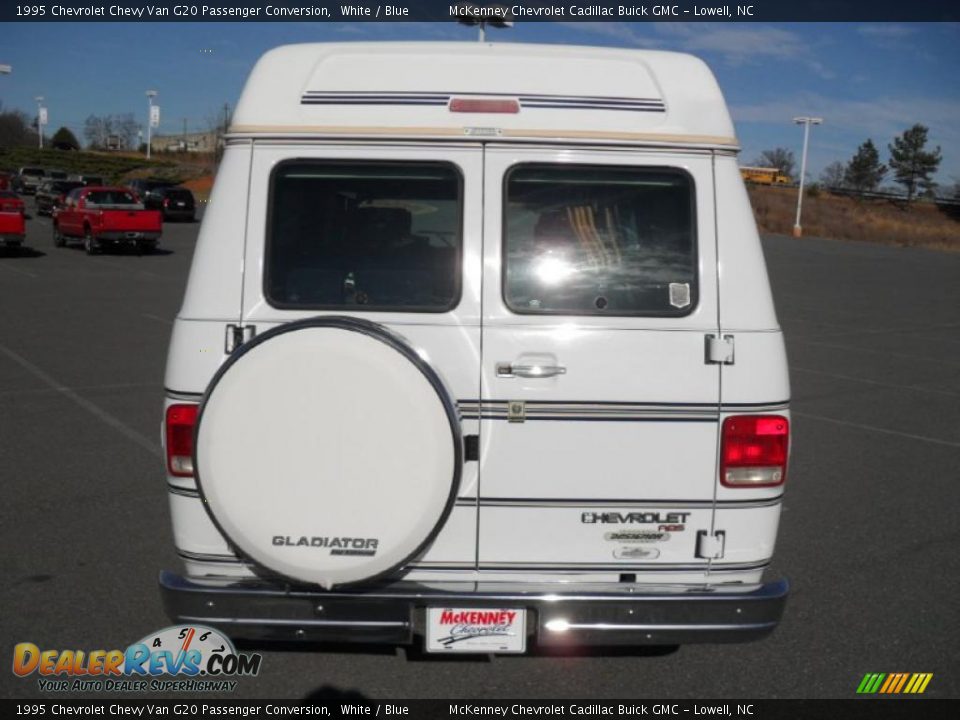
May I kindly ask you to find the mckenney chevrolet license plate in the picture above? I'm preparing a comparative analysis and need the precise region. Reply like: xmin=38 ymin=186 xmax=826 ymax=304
xmin=425 ymin=607 xmax=526 ymax=653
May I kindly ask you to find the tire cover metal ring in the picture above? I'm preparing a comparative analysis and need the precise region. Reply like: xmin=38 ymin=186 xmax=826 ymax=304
xmin=193 ymin=316 xmax=462 ymax=589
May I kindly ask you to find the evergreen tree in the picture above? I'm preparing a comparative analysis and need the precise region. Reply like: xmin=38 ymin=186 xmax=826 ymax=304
xmin=843 ymin=139 xmax=886 ymax=197
xmin=51 ymin=126 xmax=80 ymax=151
xmin=888 ymin=124 xmax=942 ymax=202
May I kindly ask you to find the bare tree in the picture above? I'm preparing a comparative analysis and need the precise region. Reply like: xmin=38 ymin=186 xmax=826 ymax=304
xmin=753 ymin=148 xmax=797 ymax=181
xmin=84 ymin=114 xmax=115 ymax=149
xmin=114 ymin=113 xmax=140 ymax=150
xmin=819 ymin=161 xmax=846 ymax=189
xmin=0 ymin=108 xmax=36 ymax=147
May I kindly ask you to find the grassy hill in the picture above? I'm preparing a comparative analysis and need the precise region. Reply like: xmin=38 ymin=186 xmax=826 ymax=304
xmin=0 ymin=147 xmax=210 ymax=186
xmin=748 ymin=185 xmax=960 ymax=252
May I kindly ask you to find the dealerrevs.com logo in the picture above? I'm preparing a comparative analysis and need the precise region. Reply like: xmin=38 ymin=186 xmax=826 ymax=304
xmin=13 ymin=625 xmax=262 ymax=693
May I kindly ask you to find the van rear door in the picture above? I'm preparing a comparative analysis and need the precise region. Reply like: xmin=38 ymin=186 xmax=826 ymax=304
xmin=238 ymin=142 xmax=484 ymax=576
xmin=478 ymin=146 xmax=721 ymax=577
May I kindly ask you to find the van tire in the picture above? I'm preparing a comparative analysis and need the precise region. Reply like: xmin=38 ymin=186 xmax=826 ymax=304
xmin=193 ymin=316 xmax=463 ymax=590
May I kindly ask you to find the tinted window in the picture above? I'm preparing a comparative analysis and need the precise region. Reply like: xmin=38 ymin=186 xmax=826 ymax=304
xmin=86 ymin=190 xmax=139 ymax=205
xmin=503 ymin=165 xmax=697 ymax=316
xmin=22 ymin=168 xmax=44 ymax=177
xmin=163 ymin=188 xmax=193 ymax=202
xmin=266 ymin=161 xmax=462 ymax=312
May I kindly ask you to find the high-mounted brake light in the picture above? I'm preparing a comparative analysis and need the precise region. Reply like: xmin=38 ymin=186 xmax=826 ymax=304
xmin=449 ymin=98 xmax=520 ymax=114
xmin=165 ymin=404 xmax=198 ymax=477
xmin=720 ymin=415 xmax=789 ymax=487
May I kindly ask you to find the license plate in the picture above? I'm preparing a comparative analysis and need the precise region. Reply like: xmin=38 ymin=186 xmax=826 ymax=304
xmin=176 ymin=202 xmax=185 ymax=207
xmin=425 ymin=607 xmax=526 ymax=653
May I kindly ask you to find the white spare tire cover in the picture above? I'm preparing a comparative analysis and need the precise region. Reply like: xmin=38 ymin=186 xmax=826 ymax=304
xmin=195 ymin=317 xmax=461 ymax=589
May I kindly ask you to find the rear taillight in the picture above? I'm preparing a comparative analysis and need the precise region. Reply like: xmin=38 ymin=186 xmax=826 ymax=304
xmin=165 ymin=404 xmax=198 ymax=477
xmin=720 ymin=415 xmax=789 ymax=487
xmin=163 ymin=198 xmax=170 ymax=207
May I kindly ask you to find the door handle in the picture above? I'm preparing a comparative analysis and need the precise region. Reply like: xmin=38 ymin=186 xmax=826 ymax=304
xmin=496 ymin=362 xmax=567 ymax=379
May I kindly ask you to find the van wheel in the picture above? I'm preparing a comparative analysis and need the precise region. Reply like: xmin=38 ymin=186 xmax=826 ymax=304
xmin=52 ymin=224 xmax=65 ymax=247
xmin=83 ymin=230 xmax=99 ymax=255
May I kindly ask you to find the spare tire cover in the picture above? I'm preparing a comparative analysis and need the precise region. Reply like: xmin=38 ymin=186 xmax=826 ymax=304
xmin=195 ymin=317 xmax=461 ymax=589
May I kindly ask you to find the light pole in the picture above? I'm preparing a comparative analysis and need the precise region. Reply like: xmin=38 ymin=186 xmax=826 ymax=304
xmin=455 ymin=3 xmax=513 ymax=41
xmin=793 ymin=116 xmax=822 ymax=237
xmin=146 ymin=90 xmax=158 ymax=159
xmin=35 ymin=96 xmax=45 ymax=149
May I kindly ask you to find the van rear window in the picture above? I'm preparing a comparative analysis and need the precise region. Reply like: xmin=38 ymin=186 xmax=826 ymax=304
xmin=266 ymin=161 xmax=462 ymax=312
xmin=503 ymin=165 xmax=697 ymax=316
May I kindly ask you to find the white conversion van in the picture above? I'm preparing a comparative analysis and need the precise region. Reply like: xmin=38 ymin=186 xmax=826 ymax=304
xmin=160 ymin=42 xmax=791 ymax=653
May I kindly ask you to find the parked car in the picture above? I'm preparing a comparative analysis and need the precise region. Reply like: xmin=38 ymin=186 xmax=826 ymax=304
xmin=0 ymin=171 xmax=12 ymax=191
xmin=52 ymin=186 xmax=162 ymax=254
xmin=152 ymin=186 xmax=196 ymax=221
xmin=0 ymin=191 xmax=26 ymax=251
xmin=68 ymin=174 xmax=107 ymax=187
xmin=12 ymin=167 xmax=47 ymax=195
xmin=127 ymin=179 xmax=178 ymax=206
xmin=160 ymin=43 xmax=791 ymax=653
xmin=0 ymin=190 xmax=25 ymax=215
xmin=35 ymin=180 xmax=85 ymax=216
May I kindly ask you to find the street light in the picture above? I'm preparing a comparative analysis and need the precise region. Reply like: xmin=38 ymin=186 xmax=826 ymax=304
xmin=35 ymin=96 xmax=45 ymax=150
xmin=146 ymin=90 xmax=158 ymax=159
xmin=454 ymin=3 xmax=514 ymax=42
xmin=793 ymin=116 xmax=823 ymax=238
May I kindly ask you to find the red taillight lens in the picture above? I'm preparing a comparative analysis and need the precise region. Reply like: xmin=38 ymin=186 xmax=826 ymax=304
xmin=165 ymin=404 xmax=198 ymax=477
xmin=449 ymin=97 xmax=520 ymax=114
xmin=721 ymin=415 xmax=789 ymax=488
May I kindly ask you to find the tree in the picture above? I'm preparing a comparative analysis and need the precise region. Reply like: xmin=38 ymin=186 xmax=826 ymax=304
xmin=888 ymin=124 xmax=942 ymax=202
xmin=84 ymin=114 xmax=114 ymax=149
xmin=753 ymin=148 xmax=797 ymax=181
xmin=820 ymin=161 xmax=846 ymax=189
xmin=114 ymin=113 xmax=140 ymax=150
xmin=843 ymin=139 xmax=887 ymax=197
xmin=0 ymin=109 xmax=36 ymax=147
xmin=51 ymin=126 xmax=80 ymax=151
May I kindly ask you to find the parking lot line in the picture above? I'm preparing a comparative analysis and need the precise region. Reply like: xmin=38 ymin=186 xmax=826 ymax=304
xmin=0 ymin=262 xmax=38 ymax=279
xmin=792 ymin=410 xmax=960 ymax=449
xmin=0 ymin=342 xmax=162 ymax=458
xmin=790 ymin=366 xmax=960 ymax=398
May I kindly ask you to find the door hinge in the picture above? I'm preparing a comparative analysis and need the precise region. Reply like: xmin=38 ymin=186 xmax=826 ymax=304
xmin=224 ymin=324 xmax=256 ymax=354
xmin=705 ymin=334 xmax=735 ymax=365
xmin=696 ymin=530 xmax=726 ymax=559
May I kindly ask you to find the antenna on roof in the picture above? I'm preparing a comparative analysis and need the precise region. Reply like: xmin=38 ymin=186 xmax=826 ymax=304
xmin=453 ymin=2 xmax=514 ymax=42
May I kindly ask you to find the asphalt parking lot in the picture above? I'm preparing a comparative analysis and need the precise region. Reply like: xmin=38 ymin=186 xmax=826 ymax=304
xmin=1 ymin=212 xmax=958 ymax=699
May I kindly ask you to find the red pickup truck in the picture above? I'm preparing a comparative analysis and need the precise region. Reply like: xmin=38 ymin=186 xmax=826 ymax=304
xmin=0 ymin=191 xmax=26 ymax=252
xmin=53 ymin=186 xmax=162 ymax=255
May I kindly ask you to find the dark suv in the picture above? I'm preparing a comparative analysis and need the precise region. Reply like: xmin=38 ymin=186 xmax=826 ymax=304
xmin=152 ymin=186 xmax=196 ymax=222
xmin=127 ymin=179 xmax=177 ymax=205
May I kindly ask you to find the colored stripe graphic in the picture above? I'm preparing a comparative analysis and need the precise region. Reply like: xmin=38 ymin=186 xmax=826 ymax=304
xmin=857 ymin=673 xmax=932 ymax=694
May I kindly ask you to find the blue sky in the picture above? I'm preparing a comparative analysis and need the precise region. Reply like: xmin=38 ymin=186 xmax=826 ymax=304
xmin=1 ymin=21 xmax=958 ymax=187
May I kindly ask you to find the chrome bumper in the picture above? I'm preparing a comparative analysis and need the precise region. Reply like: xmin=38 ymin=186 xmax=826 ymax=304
xmin=159 ymin=571 xmax=788 ymax=647
xmin=98 ymin=231 xmax=160 ymax=242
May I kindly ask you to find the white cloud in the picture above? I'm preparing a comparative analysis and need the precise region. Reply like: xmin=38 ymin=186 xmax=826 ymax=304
xmin=561 ymin=22 xmax=834 ymax=79
xmin=857 ymin=24 xmax=916 ymax=39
